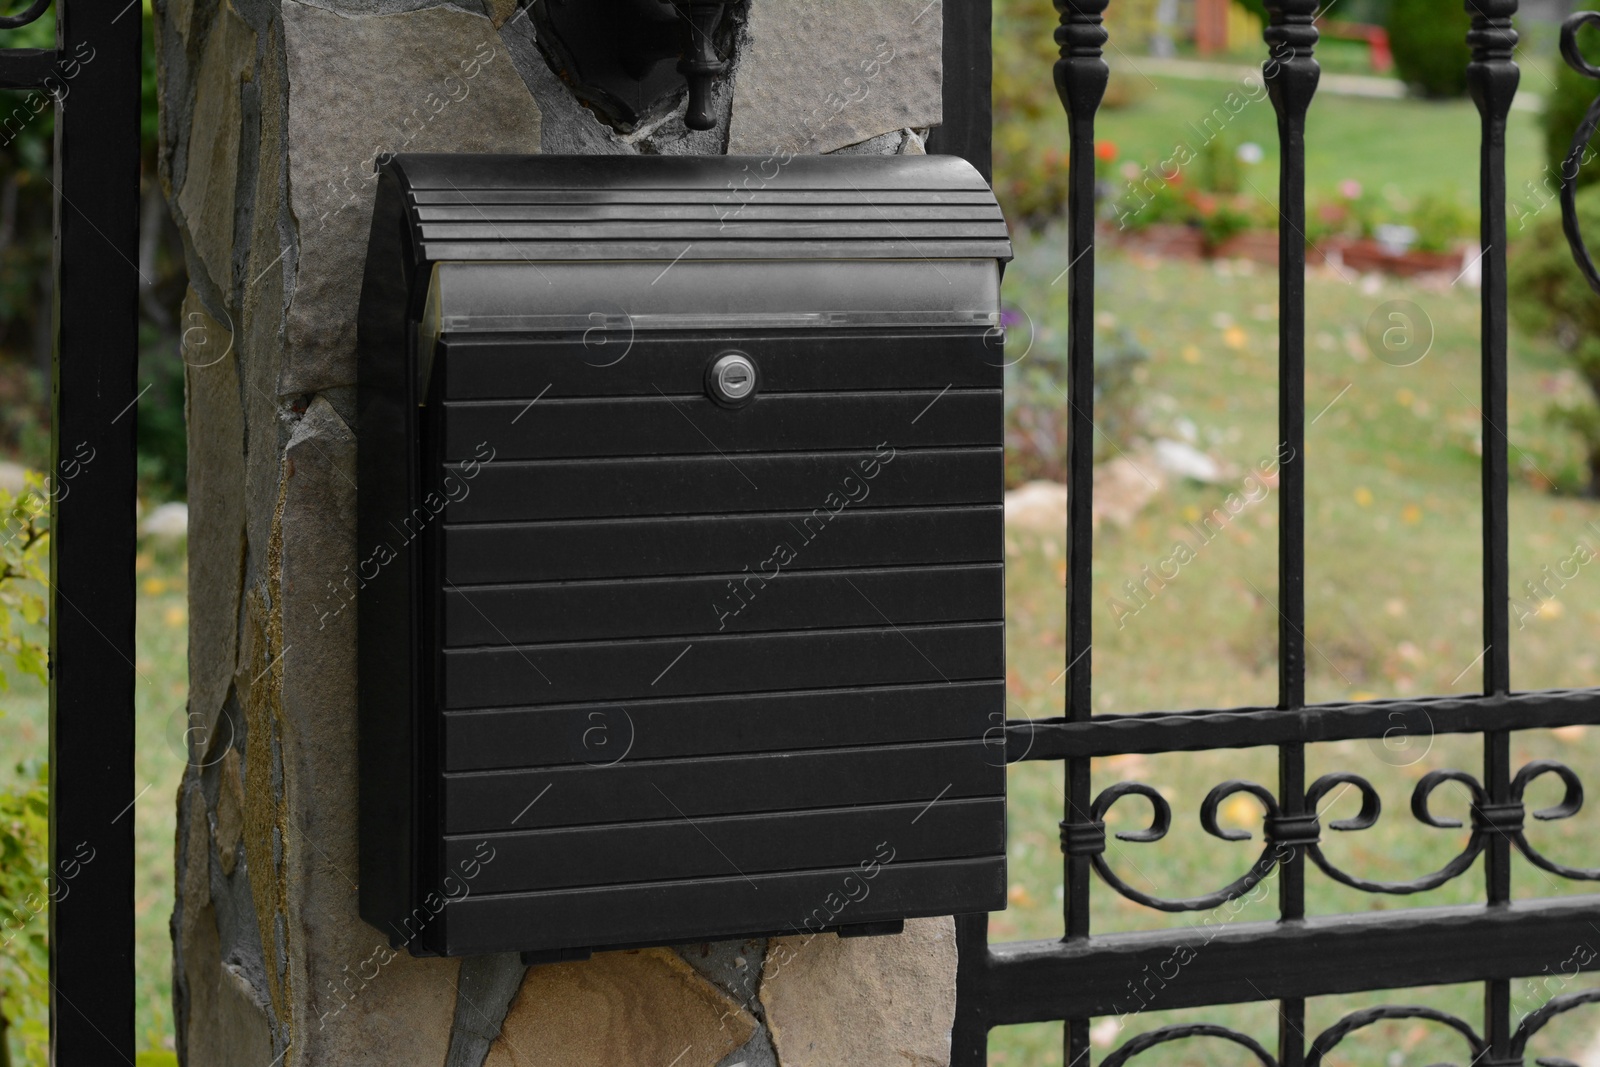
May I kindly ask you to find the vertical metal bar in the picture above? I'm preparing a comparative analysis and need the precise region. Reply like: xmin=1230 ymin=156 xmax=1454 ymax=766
xmin=1466 ymin=0 xmax=1518 ymax=1059
xmin=1263 ymin=4 xmax=1317 ymax=1066
xmin=48 ymin=0 xmax=142 ymax=1060
xmin=1469 ymin=2 xmax=1516 ymax=709
xmin=950 ymin=913 xmax=992 ymax=1066
xmin=1261 ymin=0 xmax=1316 ymax=733
xmin=946 ymin=4 xmax=997 ymax=1058
xmin=1055 ymin=1 xmax=1105 ymax=1064
xmin=928 ymin=0 xmax=993 ymax=184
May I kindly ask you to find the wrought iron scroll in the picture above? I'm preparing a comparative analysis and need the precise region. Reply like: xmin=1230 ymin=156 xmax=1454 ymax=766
xmin=1071 ymin=781 xmax=1280 ymax=912
xmin=1102 ymin=1025 xmax=1280 ymax=1067
xmin=1560 ymin=11 xmax=1600 ymax=294
xmin=1075 ymin=759 xmax=1598 ymax=913
xmin=1510 ymin=990 xmax=1600 ymax=1065
xmin=1094 ymin=998 xmax=1600 ymax=1067
xmin=0 ymin=0 xmax=48 ymax=30
xmin=1305 ymin=1007 xmax=1485 ymax=1067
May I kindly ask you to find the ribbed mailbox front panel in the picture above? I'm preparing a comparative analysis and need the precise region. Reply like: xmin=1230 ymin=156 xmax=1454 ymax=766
xmin=357 ymin=154 xmax=1010 ymax=959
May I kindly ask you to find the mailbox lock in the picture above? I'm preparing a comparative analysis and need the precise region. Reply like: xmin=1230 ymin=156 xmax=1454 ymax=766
xmin=708 ymin=351 xmax=758 ymax=407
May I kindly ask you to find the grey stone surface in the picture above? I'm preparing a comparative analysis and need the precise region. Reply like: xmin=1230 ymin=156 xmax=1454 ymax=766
xmin=236 ymin=12 xmax=290 ymax=579
xmin=676 ymin=939 xmax=765 ymax=1020
xmin=198 ymin=701 xmax=276 ymax=1027
xmin=718 ymin=1030 xmax=781 ymax=1067
xmin=182 ymin=289 xmax=245 ymax=750
xmin=176 ymin=772 xmax=278 ymax=1067
xmin=445 ymin=954 xmax=529 ymax=1067
xmin=169 ymin=0 xmax=195 ymax=46
xmin=829 ymin=126 xmax=928 ymax=156
xmin=291 ymin=0 xmax=441 ymax=13
xmin=278 ymin=396 xmax=461 ymax=1064
xmin=761 ymin=917 xmax=959 ymax=1067
xmin=727 ymin=0 xmax=943 ymax=156
xmin=214 ymin=747 xmax=245 ymax=875
xmin=480 ymin=0 xmax=517 ymax=28
xmin=281 ymin=1 xmax=541 ymax=393
xmin=171 ymin=776 xmax=206 ymax=1063
xmin=176 ymin=1 xmax=255 ymax=296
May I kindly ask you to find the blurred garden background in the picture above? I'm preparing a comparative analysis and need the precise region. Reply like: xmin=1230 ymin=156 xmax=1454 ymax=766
xmin=4 ymin=0 xmax=1600 ymax=1062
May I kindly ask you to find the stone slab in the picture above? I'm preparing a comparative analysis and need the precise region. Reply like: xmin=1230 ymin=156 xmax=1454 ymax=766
xmin=761 ymin=917 xmax=958 ymax=1067
xmin=176 ymin=2 xmax=255 ymax=295
xmin=727 ymin=0 xmax=942 ymax=155
xmin=486 ymin=948 xmax=757 ymax=1067
xmin=278 ymin=397 xmax=461 ymax=1063
xmin=281 ymin=1 xmax=541 ymax=393
xmin=182 ymin=289 xmax=245 ymax=756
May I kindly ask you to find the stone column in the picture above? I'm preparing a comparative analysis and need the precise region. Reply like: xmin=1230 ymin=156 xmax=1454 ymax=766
xmin=157 ymin=1 xmax=955 ymax=1064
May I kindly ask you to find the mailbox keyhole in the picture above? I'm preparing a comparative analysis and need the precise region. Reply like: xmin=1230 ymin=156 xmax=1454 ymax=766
xmin=708 ymin=351 xmax=758 ymax=407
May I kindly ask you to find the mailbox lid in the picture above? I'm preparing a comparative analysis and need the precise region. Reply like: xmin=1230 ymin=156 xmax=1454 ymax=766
xmin=384 ymin=152 xmax=1012 ymax=265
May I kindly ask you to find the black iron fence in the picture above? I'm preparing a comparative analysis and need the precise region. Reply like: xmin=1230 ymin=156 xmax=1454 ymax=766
xmin=951 ymin=2 xmax=1600 ymax=1064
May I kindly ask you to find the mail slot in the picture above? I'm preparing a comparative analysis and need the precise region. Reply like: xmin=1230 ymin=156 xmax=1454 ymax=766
xmin=355 ymin=153 xmax=1011 ymax=960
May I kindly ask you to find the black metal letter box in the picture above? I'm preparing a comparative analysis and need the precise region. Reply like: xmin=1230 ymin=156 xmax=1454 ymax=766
xmin=356 ymin=153 xmax=1011 ymax=959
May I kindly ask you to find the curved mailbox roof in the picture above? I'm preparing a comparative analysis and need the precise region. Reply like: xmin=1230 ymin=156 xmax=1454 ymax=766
xmin=381 ymin=152 xmax=1013 ymax=265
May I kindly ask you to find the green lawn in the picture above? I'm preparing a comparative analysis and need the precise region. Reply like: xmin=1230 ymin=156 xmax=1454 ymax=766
xmin=989 ymin=236 xmax=1600 ymax=1065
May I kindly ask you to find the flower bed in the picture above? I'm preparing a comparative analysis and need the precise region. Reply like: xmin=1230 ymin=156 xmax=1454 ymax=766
xmin=1105 ymin=223 xmax=1470 ymax=278
xmin=1078 ymin=141 xmax=1478 ymax=276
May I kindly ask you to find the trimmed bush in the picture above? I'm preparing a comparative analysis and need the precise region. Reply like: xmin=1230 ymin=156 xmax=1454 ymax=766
xmin=1510 ymin=182 xmax=1600 ymax=492
xmin=1541 ymin=1 xmax=1600 ymax=197
xmin=1386 ymin=0 xmax=1471 ymax=98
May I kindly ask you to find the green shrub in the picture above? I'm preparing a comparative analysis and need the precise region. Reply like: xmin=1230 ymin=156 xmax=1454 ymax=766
xmin=1003 ymin=318 xmax=1151 ymax=486
xmin=1387 ymin=0 xmax=1471 ymax=98
xmin=0 ymin=475 xmax=50 ymax=1067
xmin=1510 ymin=182 xmax=1600 ymax=492
xmin=1408 ymin=191 xmax=1475 ymax=252
xmin=1541 ymin=1 xmax=1600 ymax=198
xmin=0 ymin=761 xmax=48 ymax=1067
